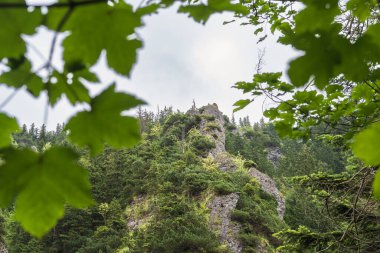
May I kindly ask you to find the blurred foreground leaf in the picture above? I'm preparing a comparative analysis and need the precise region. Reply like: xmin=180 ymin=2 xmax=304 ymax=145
xmin=0 ymin=147 xmax=93 ymax=237
xmin=66 ymin=84 xmax=145 ymax=154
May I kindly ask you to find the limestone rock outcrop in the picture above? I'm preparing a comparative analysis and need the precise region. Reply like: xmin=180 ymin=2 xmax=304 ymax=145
xmin=197 ymin=103 xmax=286 ymax=252
xmin=127 ymin=103 xmax=285 ymax=253
xmin=126 ymin=195 xmax=151 ymax=231
xmin=0 ymin=243 xmax=7 ymax=253
xmin=266 ymin=146 xmax=282 ymax=167
xmin=199 ymin=103 xmax=226 ymax=157
xmin=207 ymin=193 xmax=242 ymax=253
xmin=249 ymin=168 xmax=285 ymax=219
xmin=198 ymin=104 xmax=243 ymax=251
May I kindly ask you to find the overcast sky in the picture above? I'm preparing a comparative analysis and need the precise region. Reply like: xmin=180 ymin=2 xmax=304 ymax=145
xmin=0 ymin=2 xmax=298 ymax=129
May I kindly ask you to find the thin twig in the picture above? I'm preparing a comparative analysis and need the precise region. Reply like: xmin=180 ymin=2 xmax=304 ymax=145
xmin=46 ymin=5 xmax=74 ymax=71
xmin=0 ymin=64 xmax=46 ymax=110
xmin=43 ymin=97 xmax=49 ymax=126
xmin=0 ymin=89 xmax=19 ymax=110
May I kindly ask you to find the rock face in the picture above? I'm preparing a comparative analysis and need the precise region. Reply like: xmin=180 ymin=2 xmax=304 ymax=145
xmin=266 ymin=146 xmax=282 ymax=167
xmin=197 ymin=104 xmax=243 ymax=251
xmin=249 ymin=168 xmax=285 ymax=219
xmin=126 ymin=103 xmax=284 ymax=252
xmin=207 ymin=193 xmax=242 ymax=253
xmin=0 ymin=243 xmax=7 ymax=253
xmin=214 ymin=152 xmax=237 ymax=172
xmin=126 ymin=196 xmax=151 ymax=231
xmin=199 ymin=103 xmax=226 ymax=157
xmin=196 ymin=103 xmax=285 ymax=252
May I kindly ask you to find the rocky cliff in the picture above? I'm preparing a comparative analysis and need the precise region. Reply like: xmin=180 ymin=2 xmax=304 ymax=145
xmin=196 ymin=103 xmax=285 ymax=252
xmin=121 ymin=103 xmax=286 ymax=252
xmin=0 ymin=243 xmax=7 ymax=253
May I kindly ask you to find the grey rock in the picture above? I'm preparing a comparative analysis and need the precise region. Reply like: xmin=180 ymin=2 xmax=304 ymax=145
xmin=248 ymin=168 xmax=285 ymax=219
xmin=266 ymin=146 xmax=282 ymax=167
xmin=0 ymin=243 xmax=7 ymax=253
xmin=207 ymin=193 xmax=242 ymax=253
xmin=194 ymin=103 xmax=285 ymax=252
xmin=199 ymin=103 xmax=226 ymax=158
xmin=126 ymin=196 xmax=151 ymax=231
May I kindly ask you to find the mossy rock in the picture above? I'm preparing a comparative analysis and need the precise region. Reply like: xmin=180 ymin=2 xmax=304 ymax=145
xmin=205 ymin=122 xmax=222 ymax=132
xmin=202 ymin=114 xmax=216 ymax=121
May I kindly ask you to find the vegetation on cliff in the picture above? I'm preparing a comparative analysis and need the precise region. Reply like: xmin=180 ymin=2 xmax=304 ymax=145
xmin=1 ymin=104 xmax=377 ymax=252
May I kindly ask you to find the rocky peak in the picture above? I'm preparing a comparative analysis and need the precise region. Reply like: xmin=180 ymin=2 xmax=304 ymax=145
xmin=192 ymin=103 xmax=285 ymax=252
xmin=198 ymin=103 xmax=226 ymax=157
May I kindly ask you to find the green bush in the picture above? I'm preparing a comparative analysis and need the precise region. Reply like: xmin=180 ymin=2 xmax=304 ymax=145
xmin=190 ymin=135 xmax=216 ymax=156
xmin=231 ymin=210 xmax=251 ymax=223
xmin=243 ymin=160 xmax=258 ymax=168
xmin=212 ymin=181 xmax=236 ymax=195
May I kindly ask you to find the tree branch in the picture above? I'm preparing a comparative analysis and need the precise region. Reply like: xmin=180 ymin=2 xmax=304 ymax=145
xmin=46 ymin=4 xmax=74 ymax=70
xmin=0 ymin=0 xmax=107 ymax=9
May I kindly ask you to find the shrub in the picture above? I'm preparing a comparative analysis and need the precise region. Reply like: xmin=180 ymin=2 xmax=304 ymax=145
xmin=244 ymin=160 xmax=258 ymax=168
xmin=212 ymin=181 xmax=236 ymax=195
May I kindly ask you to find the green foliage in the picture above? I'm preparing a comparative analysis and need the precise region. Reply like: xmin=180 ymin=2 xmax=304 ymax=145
xmin=130 ymin=194 xmax=222 ymax=253
xmin=0 ymin=114 xmax=19 ymax=148
xmin=233 ymin=99 xmax=251 ymax=112
xmin=284 ymin=167 xmax=380 ymax=252
xmin=0 ymin=59 xmax=44 ymax=97
xmin=287 ymin=0 xmax=380 ymax=86
xmin=179 ymin=0 xmax=249 ymax=24
xmin=347 ymin=0 xmax=376 ymax=22
xmin=66 ymin=84 xmax=144 ymax=154
xmin=233 ymin=0 xmax=380 ymax=198
xmin=224 ymin=117 xmax=380 ymax=251
xmin=283 ymin=188 xmax=331 ymax=231
xmin=188 ymin=130 xmax=216 ymax=157
xmin=163 ymin=113 xmax=201 ymax=136
xmin=0 ymin=210 xmax=6 ymax=244
xmin=0 ymin=0 xmax=379 ymax=243
xmin=205 ymin=121 xmax=222 ymax=132
xmin=0 ymin=0 xmax=254 ymax=236
xmin=0 ymin=147 xmax=93 ymax=237
xmin=0 ymin=2 xmax=41 ymax=59
xmin=373 ymin=170 xmax=380 ymax=199
xmin=225 ymin=121 xmax=279 ymax=176
xmin=274 ymin=226 xmax=337 ymax=252
xmin=201 ymin=114 xmax=216 ymax=121
xmin=278 ymin=140 xmax=333 ymax=177
xmin=4 ymin=108 xmax=371 ymax=251
xmin=232 ymin=182 xmax=285 ymax=252
xmin=352 ymin=121 xmax=380 ymax=166
xmin=59 ymin=1 xmax=142 ymax=76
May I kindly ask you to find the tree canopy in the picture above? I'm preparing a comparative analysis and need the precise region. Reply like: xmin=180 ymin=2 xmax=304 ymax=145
xmin=232 ymin=0 xmax=380 ymax=196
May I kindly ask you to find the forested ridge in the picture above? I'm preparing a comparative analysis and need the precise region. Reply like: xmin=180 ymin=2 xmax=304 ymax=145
xmin=1 ymin=103 xmax=378 ymax=252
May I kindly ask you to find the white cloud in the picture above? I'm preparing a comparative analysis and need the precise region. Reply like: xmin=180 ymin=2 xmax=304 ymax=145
xmin=0 ymin=5 xmax=297 ymax=129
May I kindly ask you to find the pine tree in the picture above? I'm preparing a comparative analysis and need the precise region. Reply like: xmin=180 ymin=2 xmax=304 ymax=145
xmin=55 ymin=123 xmax=62 ymax=134
xmin=21 ymin=124 xmax=27 ymax=134
xmin=231 ymin=114 xmax=236 ymax=126
xmin=29 ymin=123 xmax=35 ymax=136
